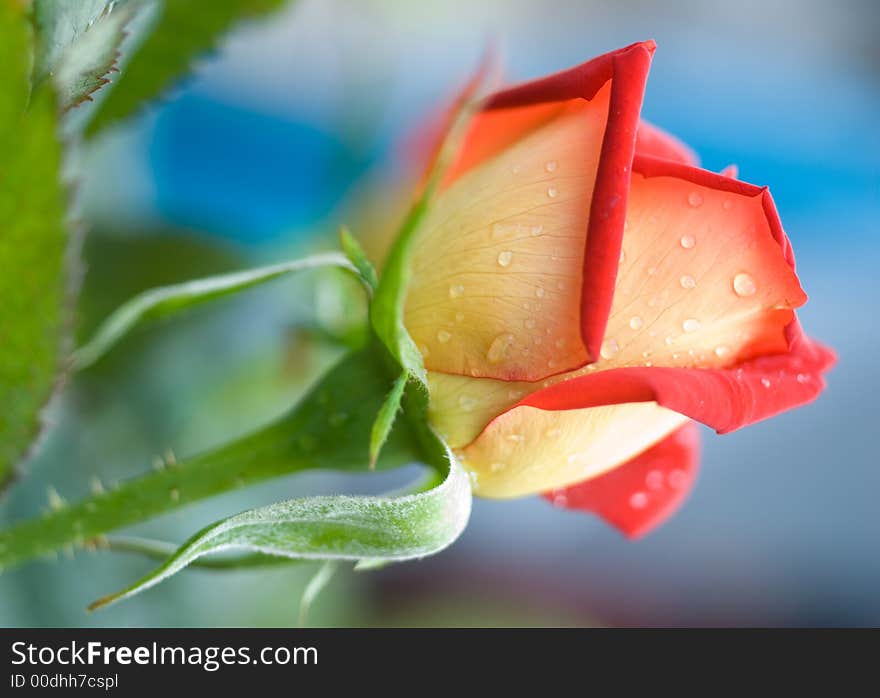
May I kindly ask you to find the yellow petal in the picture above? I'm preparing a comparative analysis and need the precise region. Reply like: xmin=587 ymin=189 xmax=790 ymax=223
xmin=405 ymin=85 xmax=611 ymax=381
xmin=460 ymin=401 xmax=689 ymax=498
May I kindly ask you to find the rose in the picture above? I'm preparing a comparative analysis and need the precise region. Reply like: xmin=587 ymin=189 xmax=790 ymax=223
xmin=401 ymin=41 xmax=835 ymax=537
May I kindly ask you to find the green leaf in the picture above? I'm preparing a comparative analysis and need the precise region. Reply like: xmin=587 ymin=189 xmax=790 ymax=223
xmin=88 ymin=450 xmax=471 ymax=610
xmin=86 ymin=0 xmax=288 ymax=135
xmin=0 ymin=346 xmax=421 ymax=571
xmin=102 ymin=535 xmax=301 ymax=569
xmin=0 ymin=3 xmax=70 ymax=491
xmin=298 ymin=561 xmax=337 ymax=626
xmin=368 ymin=70 xmax=485 ymax=388
xmin=72 ymin=252 xmax=360 ymax=370
xmin=31 ymin=0 xmax=135 ymax=111
xmin=369 ymin=371 xmax=407 ymax=468
xmin=338 ymin=225 xmax=378 ymax=291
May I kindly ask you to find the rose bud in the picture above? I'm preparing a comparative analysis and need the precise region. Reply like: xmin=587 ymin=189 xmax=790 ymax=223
xmin=401 ymin=41 xmax=834 ymax=537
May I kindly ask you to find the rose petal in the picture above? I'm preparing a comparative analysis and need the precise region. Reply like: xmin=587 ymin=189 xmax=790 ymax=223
xmin=590 ymin=157 xmax=807 ymax=372
xmin=459 ymin=401 xmax=688 ymax=498
xmin=543 ymin=420 xmax=700 ymax=538
xmin=405 ymin=42 xmax=656 ymax=381
xmin=635 ymin=120 xmax=699 ymax=165
xmin=517 ymin=320 xmax=835 ymax=434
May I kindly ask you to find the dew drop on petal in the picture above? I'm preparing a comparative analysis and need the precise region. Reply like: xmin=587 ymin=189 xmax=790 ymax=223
xmin=679 ymin=274 xmax=696 ymax=289
xmin=524 ymin=318 xmax=536 ymax=329
xmin=688 ymin=191 xmax=703 ymax=207
xmin=547 ymin=186 xmax=558 ymax=198
xmin=682 ymin=318 xmax=701 ymax=333
xmin=535 ymin=286 xmax=545 ymax=298
xmin=545 ymin=428 xmax=562 ymax=438
xmin=645 ymin=469 xmax=664 ymax=490
xmin=761 ymin=377 xmax=771 ymax=388
xmin=733 ymin=272 xmax=757 ymax=297
xmin=600 ymin=337 xmax=619 ymax=359
xmin=629 ymin=316 xmax=644 ymax=330
xmin=629 ymin=491 xmax=649 ymax=509
xmin=680 ymin=234 xmax=696 ymax=249
xmin=714 ymin=345 xmax=731 ymax=359
xmin=490 ymin=462 xmax=506 ymax=473
xmin=458 ymin=394 xmax=476 ymax=411
xmin=487 ymin=333 xmax=515 ymax=363
xmin=437 ymin=330 xmax=452 ymax=343
xmin=667 ymin=469 xmax=688 ymax=489
xmin=455 ymin=311 xmax=465 ymax=323
xmin=544 ymin=160 xmax=558 ymax=173
xmin=722 ymin=199 xmax=734 ymax=211
xmin=497 ymin=250 xmax=513 ymax=267
xmin=449 ymin=283 xmax=464 ymax=298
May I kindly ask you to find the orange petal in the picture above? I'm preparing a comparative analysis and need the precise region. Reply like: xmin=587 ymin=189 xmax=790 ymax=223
xmin=589 ymin=157 xmax=807 ymax=371
xmin=459 ymin=399 xmax=688 ymax=498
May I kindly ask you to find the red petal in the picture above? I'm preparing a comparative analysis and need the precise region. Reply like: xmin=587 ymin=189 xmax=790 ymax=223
xmin=635 ymin=120 xmax=699 ymax=166
xmin=543 ymin=421 xmax=701 ymax=538
xmin=519 ymin=320 xmax=835 ymax=434
xmin=438 ymin=41 xmax=657 ymax=366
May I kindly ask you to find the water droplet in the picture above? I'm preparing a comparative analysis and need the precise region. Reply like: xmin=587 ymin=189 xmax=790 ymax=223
xmin=497 ymin=250 xmax=513 ymax=267
xmin=554 ymin=338 xmax=565 ymax=349
xmin=796 ymin=373 xmax=810 ymax=384
xmin=629 ymin=491 xmax=649 ymax=509
xmin=680 ymin=234 xmax=696 ymax=249
xmin=510 ymin=164 xmax=521 ymax=175
xmin=567 ymin=453 xmax=583 ymax=464
xmin=761 ymin=377 xmax=771 ymax=388
xmin=682 ymin=318 xmax=701 ymax=333
xmin=664 ymin=336 xmax=674 ymax=346
xmin=642 ymin=349 xmax=652 ymax=359
xmin=619 ymin=249 xmax=626 ymax=264
xmin=672 ymin=352 xmax=682 ymax=360
xmin=645 ymin=470 xmax=664 ymax=490
xmin=544 ymin=160 xmax=558 ymax=173
xmin=506 ymin=434 xmax=525 ymax=443
xmin=418 ymin=343 xmax=430 ymax=357
xmin=547 ymin=186 xmax=558 ymax=198
xmin=508 ymin=389 xmax=524 ymax=400
xmin=629 ymin=316 xmax=644 ymax=330
xmin=490 ymin=462 xmax=506 ymax=473
xmin=722 ymin=199 xmax=734 ymax=211
xmin=688 ymin=191 xmax=703 ymax=207
xmin=545 ymin=428 xmax=562 ymax=438
xmin=458 ymin=394 xmax=476 ymax=411
xmin=487 ymin=333 xmax=515 ymax=363
xmin=600 ymin=337 xmax=619 ymax=359
xmin=667 ymin=469 xmax=687 ymax=489
xmin=547 ymin=358 xmax=557 ymax=368
xmin=437 ymin=330 xmax=452 ymax=343
xmin=714 ymin=345 xmax=731 ymax=358
xmin=733 ymin=272 xmax=757 ymax=297
xmin=449 ymin=284 xmax=465 ymax=298
xmin=647 ymin=266 xmax=658 ymax=276
xmin=535 ymin=286 xmax=546 ymax=299
xmin=531 ymin=224 xmax=544 ymax=236
xmin=648 ymin=297 xmax=660 ymax=308
xmin=524 ymin=318 xmax=536 ymax=329
xmin=455 ymin=312 xmax=465 ymax=323
xmin=679 ymin=274 xmax=696 ymax=289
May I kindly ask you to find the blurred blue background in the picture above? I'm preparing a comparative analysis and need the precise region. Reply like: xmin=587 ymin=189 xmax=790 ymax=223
xmin=1 ymin=0 xmax=878 ymax=627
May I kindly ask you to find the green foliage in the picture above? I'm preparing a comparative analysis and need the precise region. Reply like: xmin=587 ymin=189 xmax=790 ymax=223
xmin=370 ymin=371 xmax=408 ymax=467
xmin=339 ymin=226 xmax=378 ymax=291
xmin=0 ymin=347 xmax=421 ymax=571
xmin=72 ymin=252 xmax=361 ymax=370
xmin=89 ymin=451 xmax=469 ymax=609
xmin=0 ymin=1 xmax=69 ymax=491
xmin=31 ymin=0 xmax=135 ymax=110
xmin=86 ymin=0 xmax=288 ymax=135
